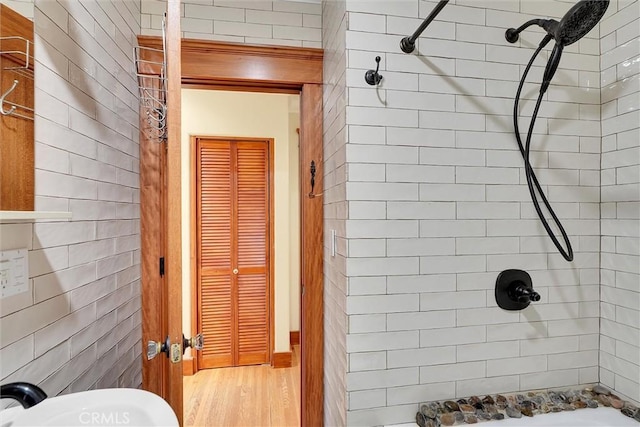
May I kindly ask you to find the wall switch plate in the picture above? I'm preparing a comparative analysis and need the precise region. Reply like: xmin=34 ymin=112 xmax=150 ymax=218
xmin=1 ymin=249 xmax=29 ymax=299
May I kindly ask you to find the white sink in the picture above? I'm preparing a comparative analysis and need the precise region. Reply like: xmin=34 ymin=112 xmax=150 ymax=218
xmin=1 ymin=388 xmax=178 ymax=427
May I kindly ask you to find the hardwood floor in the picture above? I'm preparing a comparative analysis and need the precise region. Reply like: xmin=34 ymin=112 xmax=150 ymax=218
xmin=184 ymin=346 xmax=300 ymax=426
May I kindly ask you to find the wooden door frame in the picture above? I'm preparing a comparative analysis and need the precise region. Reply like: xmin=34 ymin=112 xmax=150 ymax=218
xmin=165 ymin=1 xmax=184 ymax=424
xmin=190 ymin=136 xmax=275 ymax=370
xmin=138 ymin=36 xmax=324 ymax=427
xmin=138 ymin=1 xmax=185 ymax=424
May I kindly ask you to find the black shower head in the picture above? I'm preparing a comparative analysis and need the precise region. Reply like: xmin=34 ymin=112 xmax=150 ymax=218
xmin=554 ymin=0 xmax=610 ymax=46
xmin=505 ymin=0 xmax=610 ymax=94
xmin=540 ymin=0 xmax=610 ymax=93
xmin=505 ymin=0 xmax=610 ymax=46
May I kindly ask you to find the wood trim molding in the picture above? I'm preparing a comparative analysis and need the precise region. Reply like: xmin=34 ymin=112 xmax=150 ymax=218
xmin=290 ymin=331 xmax=300 ymax=347
xmin=300 ymin=83 xmax=324 ymax=427
xmin=138 ymin=36 xmax=323 ymax=61
xmin=182 ymin=357 xmax=196 ymax=376
xmin=137 ymin=36 xmax=323 ymax=87
xmin=271 ymin=351 xmax=292 ymax=369
xmin=182 ymin=83 xmax=300 ymax=94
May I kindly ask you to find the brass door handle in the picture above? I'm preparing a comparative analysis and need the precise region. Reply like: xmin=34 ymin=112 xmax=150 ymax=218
xmin=147 ymin=336 xmax=182 ymax=363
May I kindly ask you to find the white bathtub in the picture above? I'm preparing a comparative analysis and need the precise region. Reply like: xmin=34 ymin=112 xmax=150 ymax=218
xmin=388 ymin=407 xmax=638 ymax=427
xmin=479 ymin=407 xmax=638 ymax=426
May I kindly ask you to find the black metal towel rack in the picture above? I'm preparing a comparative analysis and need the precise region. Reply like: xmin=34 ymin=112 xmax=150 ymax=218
xmin=400 ymin=0 xmax=449 ymax=54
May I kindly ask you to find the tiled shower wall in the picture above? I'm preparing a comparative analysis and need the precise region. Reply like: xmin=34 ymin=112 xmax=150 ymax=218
xmin=599 ymin=0 xmax=640 ymax=405
xmin=140 ymin=0 xmax=321 ymax=47
xmin=1 ymin=0 xmax=142 ymax=396
xmin=321 ymin=0 xmax=606 ymax=424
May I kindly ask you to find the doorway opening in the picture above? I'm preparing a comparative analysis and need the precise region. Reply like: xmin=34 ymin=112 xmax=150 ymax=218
xmin=182 ymin=90 xmax=301 ymax=426
xmin=138 ymin=36 xmax=324 ymax=426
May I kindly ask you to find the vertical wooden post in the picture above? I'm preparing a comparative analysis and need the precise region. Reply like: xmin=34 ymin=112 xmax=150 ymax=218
xmin=165 ymin=0 xmax=183 ymax=424
xmin=300 ymin=83 xmax=324 ymax=427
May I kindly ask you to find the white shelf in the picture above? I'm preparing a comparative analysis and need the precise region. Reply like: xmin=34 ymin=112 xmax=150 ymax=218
xmin=0 ymin=211 xmax=72 ymax=222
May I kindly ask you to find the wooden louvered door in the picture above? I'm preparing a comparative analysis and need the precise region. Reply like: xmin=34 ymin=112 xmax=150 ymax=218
xmin=198 ymin=140 xmax=233 ymax=368
xmin=235 ymin=142 xmax=270 ymax=365
xmin=196 ymin=137 xmax=271 ymax=369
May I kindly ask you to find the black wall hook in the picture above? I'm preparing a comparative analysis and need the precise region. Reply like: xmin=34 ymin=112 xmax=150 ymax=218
xmin=308 ymin=160 xmax=323 ymax=199
xmin=309 ymin=160 xmax=316 ymax=197
xmin=365 ymin=56 xmax=383 ymax=86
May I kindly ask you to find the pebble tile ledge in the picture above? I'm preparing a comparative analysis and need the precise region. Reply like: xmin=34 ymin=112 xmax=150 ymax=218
xmin=415 ymin=386 xmax=640 ymax=426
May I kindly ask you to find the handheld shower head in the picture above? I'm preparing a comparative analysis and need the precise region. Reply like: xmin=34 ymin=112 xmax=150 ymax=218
xmin=554 ymin=0 xmax=610 ymax=46
xmin=506 ymin=0 xmax=610 ymax=93
xmin=541 ymin=0 xmax=609 ymax=93
xmin=506 ymin=0 xmax=610 ymax=263
xmin=506 ymin=1 xmax=609 ymax=46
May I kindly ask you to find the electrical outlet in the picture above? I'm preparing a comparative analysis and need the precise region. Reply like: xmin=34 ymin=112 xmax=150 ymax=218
xmin=1 ymin=249 xmax=29 ymax=299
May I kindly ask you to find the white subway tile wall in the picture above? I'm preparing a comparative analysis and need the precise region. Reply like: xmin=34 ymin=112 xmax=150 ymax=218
xmin=599 ymin=0 xmax=640 ymax=405
xmin=141 ymin=0 xmax=322 ymax=48
xmin=317 ymin=0 xmax=625 ymax=424
xmin=323 ymin=0 xmax=348 ymax=425
xmin=0 ymin=0 xmax=141 ymax=398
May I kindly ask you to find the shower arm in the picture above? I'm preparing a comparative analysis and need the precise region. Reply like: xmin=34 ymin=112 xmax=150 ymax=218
xmin=505 ymin=18 xmax=550 ymax=43
xmin=400 ymin=0 xmax=449 ymax=54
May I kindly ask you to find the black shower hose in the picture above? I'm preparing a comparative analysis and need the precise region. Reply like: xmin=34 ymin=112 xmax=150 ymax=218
xmin=513 ymin=34 xmax=574 ymax=262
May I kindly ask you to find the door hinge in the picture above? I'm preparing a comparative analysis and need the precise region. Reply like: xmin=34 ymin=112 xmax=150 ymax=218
xmin=159 ymin=257 xmax=165 ymax=277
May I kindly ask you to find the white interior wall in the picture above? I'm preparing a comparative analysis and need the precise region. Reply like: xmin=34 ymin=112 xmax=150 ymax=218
xmin=181 ymin=89 xmax=300 ymax=354
xmin=1 ymin=0 xmax=142 ymax=397
xmin=288 ymin=105 xmax=301 ymax=333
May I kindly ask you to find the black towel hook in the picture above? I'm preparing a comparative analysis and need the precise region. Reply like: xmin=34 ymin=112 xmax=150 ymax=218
xmin=365 ymin=56 xmax=383 ymax=86
xmin=308 ymin=160 xmax=323 ymax=199
xmin=310 ymin=160 xmax=316 ymax=196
